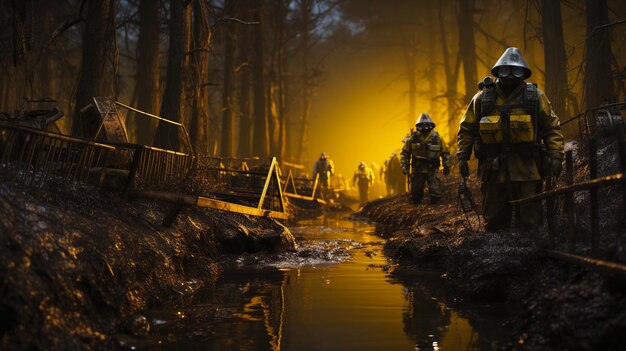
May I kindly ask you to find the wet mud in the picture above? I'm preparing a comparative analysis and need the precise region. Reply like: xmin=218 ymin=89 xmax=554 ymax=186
xmin=356 ymin=175 xmax=626 ymax=350
xmin=0 ymin=179 xmax=295 ymax=350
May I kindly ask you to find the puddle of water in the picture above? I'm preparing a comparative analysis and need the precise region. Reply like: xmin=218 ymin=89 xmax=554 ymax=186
xmin=118 ymin=215 xmax=512 ymax=351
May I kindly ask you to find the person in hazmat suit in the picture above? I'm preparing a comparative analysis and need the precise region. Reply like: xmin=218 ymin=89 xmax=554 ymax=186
xmin=381 ymin=158 xmax=390 ymax=195
xmin=457 ymin=47 xmax=564 ymax=231
xmin=401 ymin=113 xmax=450 ymax=204
xmin=313 ymin=152 xmax=334 ymax=200
xmin=386 ymin=151 xmax=405 ymax=195
xmin=353 ymin=161 xmax=375 ymax=204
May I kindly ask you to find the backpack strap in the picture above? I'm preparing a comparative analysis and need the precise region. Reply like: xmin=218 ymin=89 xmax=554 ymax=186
xmin=430 ymin=131 xmax=439 ymax=145
xmin=480 ymin=83 xmax=496 ymax=116
xmin=524 ymin=82 xmax=539 ymax=114
xmin=524 ymin=82 xmax=541 ymax=142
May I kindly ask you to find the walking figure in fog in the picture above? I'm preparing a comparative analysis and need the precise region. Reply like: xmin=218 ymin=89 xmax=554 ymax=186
xmin=401 ymin=113 xmax=450 ymax=204
xmin=353 ymin=161 xmax=374 ymax=204
xmin=313 ymin=152 xmax=334 ymax=200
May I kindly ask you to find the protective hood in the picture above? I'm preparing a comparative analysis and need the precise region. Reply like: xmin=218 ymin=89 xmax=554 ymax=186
xmin=415 ymin=113 xmax=435 ymax=128
xmin=491 ymin=47 xmax=532 ymax=79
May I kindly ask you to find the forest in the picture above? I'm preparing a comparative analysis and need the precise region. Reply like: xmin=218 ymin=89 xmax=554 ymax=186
xmin=1 ymin=0 xmax=624 ymax=173
xmin=2 ymin=1 xmax=626 ymax=350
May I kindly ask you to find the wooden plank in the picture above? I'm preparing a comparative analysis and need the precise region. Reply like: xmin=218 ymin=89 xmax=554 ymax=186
xmin=285 ymin=192 xmax=327 ymax=205
xmin=197 ymin=196 xmax=288 ymax=220
xmin=258 ymin=158 xmax=278 ymax=210
xmin=509 ymin=173 xmax=624 ymax=206
xmin=547 ymin=250 xmax=626 ymax=280
xmin=115 ymin=101 xmax=184 ymax=126
xmin=0 ymin=123 xmax=116 ymax=149
xmin=131 ymin=189 xmax=288 ymax=220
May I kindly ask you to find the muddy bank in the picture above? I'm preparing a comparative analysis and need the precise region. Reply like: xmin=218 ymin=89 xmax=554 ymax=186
xmin=0 ymin=180 xmax=296 ymax=350
xmin=356 ymin=178 xmax=626 ymax=350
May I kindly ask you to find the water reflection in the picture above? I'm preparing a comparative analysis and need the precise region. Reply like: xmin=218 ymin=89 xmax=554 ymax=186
xmin=119 ymin=215 xmax=509 ymax=351
xmin=403 ymin=285 xmax=451 ymax=350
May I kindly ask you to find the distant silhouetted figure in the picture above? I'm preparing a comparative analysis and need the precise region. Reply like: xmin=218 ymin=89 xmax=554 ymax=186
xmin=353 ymin=161 xmax=374 ymax=204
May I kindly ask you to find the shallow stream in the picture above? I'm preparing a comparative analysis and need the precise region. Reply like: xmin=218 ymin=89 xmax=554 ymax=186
xmin=119 ymin=215 xmax=513 ymax=350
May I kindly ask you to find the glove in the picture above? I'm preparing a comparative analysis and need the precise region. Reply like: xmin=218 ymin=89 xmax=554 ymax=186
xmin=550 ymin=158 xmax=562 ymax=178
xmin=443 ymin=166 xmax=450 ymax=176
xmin=459 ymin=159 xmax=469 ymax=178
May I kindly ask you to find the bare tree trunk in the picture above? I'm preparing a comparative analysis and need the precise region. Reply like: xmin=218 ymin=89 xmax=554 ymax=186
xmin=406 ymin=49 xmax=417 ymax=126
xmin=268 ymin=0 xmax=288 ymax=159
xmin=584 ymin=0 xmax=614 ymax=109
xmin=134 ymin=0 xmax=160 ymax=144
xmin=268 ymin=80 xmax=279 ymax=157
xmin=190 ymin=0 xmax=210 ymax=155
xmin=540 ymin=0 xmax=568 ymax=121
xmin=155 ymin=0 xmax=190 ymax=151
xmin=426 ymin=3 xmax=438 ymax=124
xmin=296 ymin=0 xmax=312 ymax=163
xmin=457 ymin=0 xmax=477 ymax=102
xmin=35 ymin=0 xmax=58 ymax=101
xmin=220 ymin=0 xmax=236 ymax=157
xmin=251 ymin=0 xmax=269 ymax=158
xmin=72 ymin=0 xmax=115 ymax=138
xmin=438 ymin=1 xmax=461 ymax=130
xmin=237 ymin=0 xmax=253 ymax=158
xmin=276 ymin=0 xmax=288 ymax=162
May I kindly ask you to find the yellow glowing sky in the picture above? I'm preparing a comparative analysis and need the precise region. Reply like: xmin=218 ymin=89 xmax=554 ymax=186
xmin=306 ymin=48 xmax=452 ymax=178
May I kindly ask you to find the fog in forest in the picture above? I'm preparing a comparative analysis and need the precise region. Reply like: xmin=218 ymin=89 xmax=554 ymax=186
xmin=1 ymin=0 xmax=625 ymax=177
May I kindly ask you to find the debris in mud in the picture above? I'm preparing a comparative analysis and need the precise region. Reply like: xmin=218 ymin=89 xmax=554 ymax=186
xmin=226 ymin=237 xmax=361 ymax=268
xmin=366 ymin=263 xmax=392 ymax=272
xmin=364 ymin=250 xmax=377 ymax=258
xmin=0 ymin=178 xmax=296 ymax=350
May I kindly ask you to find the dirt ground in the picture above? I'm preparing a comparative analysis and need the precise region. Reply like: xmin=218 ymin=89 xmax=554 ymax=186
xmin=356 ymin=175 xmax=626 ymax=350
xmin=0 ymin=179 xmax=296 ymax=350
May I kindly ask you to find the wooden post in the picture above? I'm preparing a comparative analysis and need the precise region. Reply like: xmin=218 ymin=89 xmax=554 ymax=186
xmin=123 ymin=147 xmax=143 ymax=199
xmin=546 ymin=168 xmax=556 ymax=238
xmin=589 ymin=139 xmax=599 ymax=257
xmin=565 ymin=150 xmax=575 ymax=252
xmin=616 ymin=122 xmax=626 ymax=225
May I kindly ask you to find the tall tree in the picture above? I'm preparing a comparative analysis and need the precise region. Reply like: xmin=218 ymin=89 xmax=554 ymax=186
xmin=251 ymin=0 xmax=269 ymax=158
xmin=155 ymin=0 xmax=190 ymax=151
xmin=133 ymin=0 xmax=161 ymax=144
xmin=220 ymin=0 xmax=236 ymax=157
xmin=457 ymin=0 xmax=477 ymax=102
xmin=190 ymin=0 xmax=211 ymax=155
xmin=236 ymin=0 xmax=253 ymax=158
xmin=295 ymin=0 xmax=312 ymax=163
xmin=438 ymin=0 xmax=461 ymax=132
xmin=270 ymin=0 xmax=290 ymax=161
xmin=540 ymin=0 xmax=568 ymax=120
xmin=36 ymin=0 xmax=58 ymax=101
xmin=583 ymin=0 xmax=614 ymax=110
xmin=404 ymin=47 xmax=418 ymax=126
xmin=72 ymin=0 xmax=116 ymax=138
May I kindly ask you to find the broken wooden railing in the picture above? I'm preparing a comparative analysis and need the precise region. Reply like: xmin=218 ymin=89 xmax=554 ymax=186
xmin=127 ymin=157 xmax=288 ymax=225
xmin=282 ymin=170 xmax=326 ymax=205
xmin=1 ymin=97 xmax=289 ymax=224
xmin=0 ymin=122 xmax=115 ymax=185
xmin=509 ymin=104 xmax=626 ymax=278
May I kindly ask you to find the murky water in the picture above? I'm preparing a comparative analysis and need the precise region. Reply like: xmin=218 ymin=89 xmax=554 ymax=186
xmin=119 ymin=215 xmax=512 ymax=350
